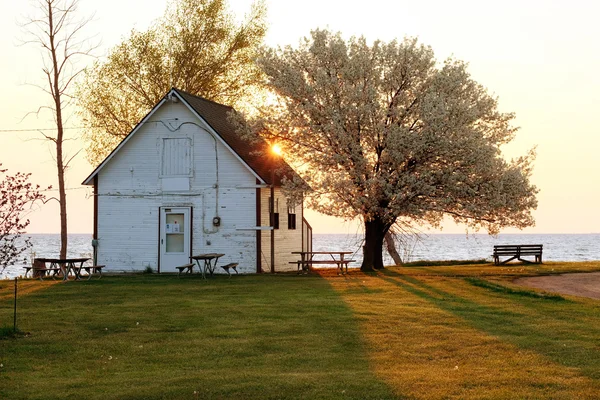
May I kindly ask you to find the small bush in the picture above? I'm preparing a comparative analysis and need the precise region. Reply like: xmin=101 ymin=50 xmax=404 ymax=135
xmin=143 ymin=266 xmax=154 ymax=274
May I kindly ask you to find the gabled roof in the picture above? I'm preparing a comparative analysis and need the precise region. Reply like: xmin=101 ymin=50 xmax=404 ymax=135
xmin=82 ymin=88 xmax=300 ymax=187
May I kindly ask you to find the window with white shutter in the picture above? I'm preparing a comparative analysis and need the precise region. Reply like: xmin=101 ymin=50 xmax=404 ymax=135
xmin=161 ymin=138 xmax=192 ymax=177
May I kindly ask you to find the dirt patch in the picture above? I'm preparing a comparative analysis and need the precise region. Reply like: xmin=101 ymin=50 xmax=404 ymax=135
xmin=514 ymin=272 xmax=600 ymax=300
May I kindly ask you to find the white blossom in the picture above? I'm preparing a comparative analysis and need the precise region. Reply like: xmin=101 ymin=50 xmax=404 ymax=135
xmin=245 ymin=29 xmax=537 ymax=269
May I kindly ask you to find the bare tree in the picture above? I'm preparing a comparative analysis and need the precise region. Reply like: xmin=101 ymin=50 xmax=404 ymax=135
xmin=20 ymin=0 xmax=96 ymax=258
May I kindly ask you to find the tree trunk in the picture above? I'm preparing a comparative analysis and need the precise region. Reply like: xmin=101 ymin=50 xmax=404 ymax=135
xmin=48 ymin=1 xmax=68 ymax=259
xmin=55 ymin=80 xmax=67 ymax=259
xmin=57 ymin=145 xmax=67 ymax=259
xmin=384 ymin=231 xmax=403 ymax=266
xmin=361 ymin=217 xmax=390 ymax=271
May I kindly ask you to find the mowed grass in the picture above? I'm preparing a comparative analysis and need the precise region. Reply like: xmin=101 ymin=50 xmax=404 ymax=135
xmin=1 ymin=261 xmax=600 ymax=399
xmin=329 ymin=262 xmax=600 ymax=399
xmin=0 ymin=274 xmax=391 ymax=400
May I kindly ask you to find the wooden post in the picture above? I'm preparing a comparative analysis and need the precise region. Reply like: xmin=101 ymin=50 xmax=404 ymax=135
xmin=270 ymin=178 xmax=275 ymax=274
xmin=13 ymin=277 xmax=18 ymax=332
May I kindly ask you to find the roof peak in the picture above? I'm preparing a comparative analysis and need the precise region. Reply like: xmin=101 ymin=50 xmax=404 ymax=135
xmin=170 ymin=88 xmax=235 ymax=111
xmin=83 ymin=88 xmax=306 ymax=188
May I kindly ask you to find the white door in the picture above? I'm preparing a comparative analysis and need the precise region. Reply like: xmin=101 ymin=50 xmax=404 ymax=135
xmin=159 ymin=207 xmax=191 ymax=273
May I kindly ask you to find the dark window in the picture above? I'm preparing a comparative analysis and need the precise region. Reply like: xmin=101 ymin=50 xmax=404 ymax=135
xmin=288 ymin=213 xmax=296 ymax=230
xmin=287 ymin=200 xmax=297 ymax=230
xmin=269 ymin=197 xmax=280 ymax=229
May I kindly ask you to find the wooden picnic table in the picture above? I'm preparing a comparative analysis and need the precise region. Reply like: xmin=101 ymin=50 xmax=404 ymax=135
xmin=191 ymin=253 xmax=225 ymax=279
xmin=291 ymin=251 xmax=355 ymax=274
xmin=31 ymin=258 xmax=91 ymax=281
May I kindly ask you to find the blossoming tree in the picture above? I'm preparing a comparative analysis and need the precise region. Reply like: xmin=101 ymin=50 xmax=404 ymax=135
xmin=0 ymin=165 xmax=47 ymax=271
xmin=249 ymin=29 xmax=538 ymax=271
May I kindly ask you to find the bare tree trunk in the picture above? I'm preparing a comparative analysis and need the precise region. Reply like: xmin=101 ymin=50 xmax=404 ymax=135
xmin=22 ymin=0 xmax=95 ymax=259
xmin=384 ymin=231 xmax=403 ymax=266
xmin=47 ymin=2 xmax=68 ymax=259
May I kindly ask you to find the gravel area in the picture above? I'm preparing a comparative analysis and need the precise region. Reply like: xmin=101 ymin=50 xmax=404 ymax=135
xmin=514 ymin=272 xmax=600 ymax=300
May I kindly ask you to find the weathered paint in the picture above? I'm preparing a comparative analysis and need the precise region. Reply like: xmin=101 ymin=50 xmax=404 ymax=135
xmin=259 ymin=187 xmax=304 ymax=272
xmin=95 ymin=101 xmax=263 ymax=273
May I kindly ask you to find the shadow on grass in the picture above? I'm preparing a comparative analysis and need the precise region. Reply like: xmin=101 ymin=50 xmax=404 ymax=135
xmin=465 ymin=277 xmax=566 ymax=301
xmin=0 ymin=326 xmax=27 ymax=339
xmin=377 ymin=269 xmax=600 ymax=381
xmin=0 ymin=274 xmax=398 ymax=400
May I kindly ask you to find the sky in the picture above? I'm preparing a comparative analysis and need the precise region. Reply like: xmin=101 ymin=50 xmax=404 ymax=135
xmin=0 ymin=0 xmax=599 ymax=234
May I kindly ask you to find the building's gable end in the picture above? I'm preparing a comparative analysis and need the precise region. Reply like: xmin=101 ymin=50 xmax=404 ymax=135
xmin=83 ymin=90 xmax=267 ymax=186
xmin=82 ymin=97 xmax=168 ymax=185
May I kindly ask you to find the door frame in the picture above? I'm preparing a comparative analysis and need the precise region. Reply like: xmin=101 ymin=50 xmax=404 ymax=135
xmin=158 ymin=206 xmax=193 ymax=273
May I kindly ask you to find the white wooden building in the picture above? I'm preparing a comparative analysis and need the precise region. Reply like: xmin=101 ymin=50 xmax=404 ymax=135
xmin=82 ymin=88 xmax=312 ymax=274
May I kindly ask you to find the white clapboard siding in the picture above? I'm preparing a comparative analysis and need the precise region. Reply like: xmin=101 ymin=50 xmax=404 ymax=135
xmin=96 ymin=101 xmax=259 ymax=273
xmin=259 ymin=187 xmax=304 ymax=272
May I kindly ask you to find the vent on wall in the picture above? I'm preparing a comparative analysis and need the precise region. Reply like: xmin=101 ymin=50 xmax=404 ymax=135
xmin=161 ymin=138 xmax=192 ymax=176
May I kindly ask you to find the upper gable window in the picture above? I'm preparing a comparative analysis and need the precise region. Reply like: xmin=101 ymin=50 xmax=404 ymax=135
xmin=161 ymin=138 xmax=192 ymax=177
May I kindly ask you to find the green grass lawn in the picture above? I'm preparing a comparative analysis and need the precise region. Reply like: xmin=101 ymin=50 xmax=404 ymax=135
xmin=2 ymin=262 xmax=600 ymax=399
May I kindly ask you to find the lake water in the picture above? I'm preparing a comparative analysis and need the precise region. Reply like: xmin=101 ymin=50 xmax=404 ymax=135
xmin=313 ymin=233 xmax=600 ymax=266
xmin=2 ymin=233 xmax=599 ymax=279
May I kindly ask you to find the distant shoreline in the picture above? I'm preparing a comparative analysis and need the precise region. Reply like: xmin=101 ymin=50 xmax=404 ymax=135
xmin=3 ymin=233 xmax=600 ymax=281
xmin=21 ymin=232 xmax=600 ymax=236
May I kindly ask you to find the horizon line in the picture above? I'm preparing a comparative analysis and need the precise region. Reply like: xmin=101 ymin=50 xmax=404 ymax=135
xmin=24 ymin=231 xmax=600 ymax=235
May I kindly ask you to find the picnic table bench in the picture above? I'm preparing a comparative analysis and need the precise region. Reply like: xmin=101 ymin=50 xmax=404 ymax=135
xmin=493 ymin=244 xmax=543 ymax=265
xmin=28 ymin=259 xmax=61 ymax=280
xmin=27 ymin=258 xmax=100 ymax=280
xmin=176 ymin=263 xmax=195 ymax=277
xmin=221 ymin=263 xmax=239 ymax=277
xmin=177 ymin=260 xmax=238 ymax=278
xmin=79 ymin=265 xmax=105 ymax=280
xmin=290 ymin=251 xmax=355 ymax=274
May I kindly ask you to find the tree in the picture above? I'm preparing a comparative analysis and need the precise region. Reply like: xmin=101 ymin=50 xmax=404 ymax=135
xmin=21 ymin=0 xmax=96 ymax=259
xmin=78 ymin=0 xmax=267 ymax=166
xmin=0 ymin=165 xmax=47 ymax=271
xmin=249 ymin=30 xmax=538 ymax=271
xmin=384 ymin=231 xmax=404 ymax=265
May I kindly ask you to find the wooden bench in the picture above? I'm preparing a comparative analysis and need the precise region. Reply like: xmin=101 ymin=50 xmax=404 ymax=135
xmin=176 ymin=263 xmax=194 ymax=277
xmin=289 ymin=259 xmax=356 ymax=274
xmin=221 ymin=263 xmax=239 ymax=277
xmin=31 ymin=259 xmax=61 ymax=280
xmin=80 ymin=265 xmax=105 ymax=280
xmin=493 ymin=245 xmax=543 ymax=265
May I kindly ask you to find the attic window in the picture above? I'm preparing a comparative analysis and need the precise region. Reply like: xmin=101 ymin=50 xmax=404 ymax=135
xmin=161 ymin=138 xmax=192 ymax=177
